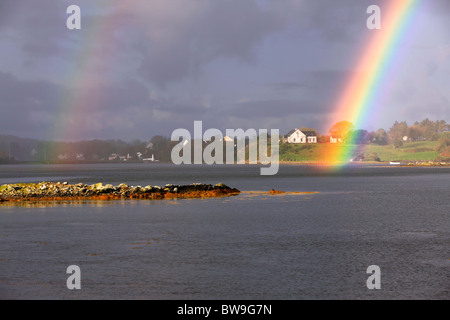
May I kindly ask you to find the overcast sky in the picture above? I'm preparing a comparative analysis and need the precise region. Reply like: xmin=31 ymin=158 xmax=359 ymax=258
xmin=0 ymin=0 xmax=449 ymax=141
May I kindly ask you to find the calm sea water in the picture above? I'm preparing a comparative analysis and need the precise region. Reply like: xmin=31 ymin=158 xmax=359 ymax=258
xmin=0 ymin=163 xmax=449 ymax=299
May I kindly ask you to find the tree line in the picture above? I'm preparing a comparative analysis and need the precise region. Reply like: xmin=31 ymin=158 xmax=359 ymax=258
xmin=0 ymin=135 xmax=177 ymax=163
xmin=323 ymin=118 xmax=449 ymax=147
xmin=1 ymin=118 xmax=449 ymax=163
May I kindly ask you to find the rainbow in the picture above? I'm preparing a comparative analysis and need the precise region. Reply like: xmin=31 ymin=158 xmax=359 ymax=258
xmin=323 ymin=0 xmax=421 ymax=165
xmin=52 ymin=2 xmax=128 ymax=143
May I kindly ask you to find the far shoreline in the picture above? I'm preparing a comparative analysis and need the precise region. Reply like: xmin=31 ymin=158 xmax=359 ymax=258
xmin=277 ymin=160 xmax=450 ymax=166
xmin=0 ymin=160 xmax=449 ymax=167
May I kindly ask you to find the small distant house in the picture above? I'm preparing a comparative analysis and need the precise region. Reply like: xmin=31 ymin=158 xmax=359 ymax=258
xmin=118 ymin=154 xmax=133 ymax=161
xmin=109 ymin=153 xmax=119 ymax=161
xmin=330 ymin=135 xmax=343 ymax=143
xmin=403 ymin=135 xmax=411 ymax=142
xmin=284 ymin=129 xmax=317 ymax=144
xmin=143 ymin=154 xmax=158 ymax=162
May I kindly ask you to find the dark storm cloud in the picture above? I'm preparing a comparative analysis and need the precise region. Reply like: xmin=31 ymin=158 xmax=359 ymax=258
xmin=124 ymin=0 xmax=285 ymax=87
xmin=0 ymin=71 xmax=60 ymax=137
xmin=0 ymin=0 xmax=69 ymax=57
xmin=298 ymin=70 xmax=359 ymax=100
xmin=225 ymin=99 xmax=326 ymax=119
xmin=0 ymin=72 xmax=58 ymax=112
xmin=152 ymin=103 xmax=208 ymax=116
xmin=0 ymin=71 xmax=149 ymax=114
xmin=0 ymin=0 xmax=448 ymax=140
xmin=3 ymin=0 xmax=450 ymax=82
xmin=271 ymin=0 xmax=379 ymax=42
xmin=0 ymin=71 xmax=151 ymax=138
xmin=267 ymin=82 xmax=307 ymax=92
xmin=427 ymin=0 xmax=450 ymax=14
xmin=1 ymin=0 xmax=287 ymax=85
xmin=69 ymin=79 xmax=150 ymax=112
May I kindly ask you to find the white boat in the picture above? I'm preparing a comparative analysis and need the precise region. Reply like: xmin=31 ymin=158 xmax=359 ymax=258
xmin=142 ymin=154 xmax=159 ymax=163
xmin=390 ymin=161 xmax=400 ymax=165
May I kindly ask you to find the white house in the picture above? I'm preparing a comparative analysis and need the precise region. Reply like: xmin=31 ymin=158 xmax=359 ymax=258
xmin=108 ymin=153 xmax=120 ymax=161
xmin=330 ymin=135 xmax=343 ymax=143
xmin=284 ymin=129 xmax=317 ymax=144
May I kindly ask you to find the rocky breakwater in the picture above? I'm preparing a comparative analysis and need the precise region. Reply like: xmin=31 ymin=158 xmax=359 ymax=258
xmin=403 ymin=161 xmax=449 ymax=166
xmin=0 ymin=182 xmax=240 ymax=202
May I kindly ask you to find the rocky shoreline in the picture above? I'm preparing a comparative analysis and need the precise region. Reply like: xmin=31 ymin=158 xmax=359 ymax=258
xmin=401 ymin=161 xmax=449 ymax=166
xmin=0 ymin=182 xmax=240 ymax=202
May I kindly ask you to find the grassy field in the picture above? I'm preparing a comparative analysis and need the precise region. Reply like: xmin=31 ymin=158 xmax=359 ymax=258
xmin=363 ymin=141 xmax=440 ymax=162
xmin=280 ymin=141 xmax=441 ymax=162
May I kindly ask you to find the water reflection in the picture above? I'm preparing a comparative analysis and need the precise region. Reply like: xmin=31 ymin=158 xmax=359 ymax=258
xmin=0 ymin=199 xmax=127 ymax=208
xmin=0 ymin=195 xmax=237 ymax=208
xmin=0 ymin=190 xmax=317 ymax=208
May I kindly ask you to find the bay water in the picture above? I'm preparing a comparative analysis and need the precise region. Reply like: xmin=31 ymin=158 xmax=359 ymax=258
xmin=0 ymin=163 xmax=449 ymax=299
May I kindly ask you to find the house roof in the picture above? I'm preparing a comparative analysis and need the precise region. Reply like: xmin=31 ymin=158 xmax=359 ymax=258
xmin=284 ymin=129 xmax=317 ymax=138
xmin=301 ymin=131 xmax=316 ymax=137
xmin=284 ymin=129 xmax=296 ymax=138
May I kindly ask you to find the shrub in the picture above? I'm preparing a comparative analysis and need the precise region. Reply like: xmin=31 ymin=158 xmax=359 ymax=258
xmin=365 ymin=152 xmax=381 ymax=162
xmin=436 ymin=137 xmax=450 ymax=152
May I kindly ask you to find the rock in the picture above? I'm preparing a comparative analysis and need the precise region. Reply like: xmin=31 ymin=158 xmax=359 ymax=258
xmin=103 ymin=184 xmax=114 ymax=191
xmin=0 ymin=182 xmax=240 ymax=201
xmin=131 ymin=186 xmax=142 ymax=193
xmin=269 ymin=189 xmax=286 ymax=195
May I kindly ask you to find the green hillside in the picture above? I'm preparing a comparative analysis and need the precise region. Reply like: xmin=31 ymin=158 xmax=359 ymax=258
xmin=280 ymin=140 xmax=443 ymax=163
xmin=363 ymin=141 xmax=440 ymax=162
